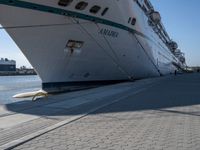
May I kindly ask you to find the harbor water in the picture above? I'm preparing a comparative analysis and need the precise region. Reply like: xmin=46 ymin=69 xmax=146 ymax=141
xmin=0 ymin=75 xmax=41 ymax=104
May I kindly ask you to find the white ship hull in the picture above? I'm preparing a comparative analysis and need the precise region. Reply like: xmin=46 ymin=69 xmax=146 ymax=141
xmin=0 ymin=0 xmax=183 ymax=92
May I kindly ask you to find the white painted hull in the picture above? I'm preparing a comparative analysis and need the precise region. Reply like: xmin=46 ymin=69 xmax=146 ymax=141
xmin=0 ymin=0 xmax=182 ymax=92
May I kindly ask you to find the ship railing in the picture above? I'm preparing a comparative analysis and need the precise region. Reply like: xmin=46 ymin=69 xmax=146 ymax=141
xmin=135 ymin=0 xmax=177 ymax=52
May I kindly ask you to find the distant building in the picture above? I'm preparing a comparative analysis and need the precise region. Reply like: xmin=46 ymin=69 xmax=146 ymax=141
xmin=191 ymin=66 xmax=200 ymax=73
xmin=0 ymin=58 xmax=16 ymax=72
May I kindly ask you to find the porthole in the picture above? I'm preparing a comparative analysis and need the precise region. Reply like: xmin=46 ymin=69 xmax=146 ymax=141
xmin=101 ymin=7 xmax=109 ymax=16
xmin=75 ymin=1 xmax=88 ymax=10
xmin=58 ymin=0 xmax=73 ymax=7
xmin=131 ymin=18 xmax=136 ymax=25
xmin=90 ymin=5 xmax=101 ymax=14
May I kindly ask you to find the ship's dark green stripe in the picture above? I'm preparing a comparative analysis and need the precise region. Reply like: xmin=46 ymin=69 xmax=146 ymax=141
xmin=0 ymin=0 xmax=150 ymax=40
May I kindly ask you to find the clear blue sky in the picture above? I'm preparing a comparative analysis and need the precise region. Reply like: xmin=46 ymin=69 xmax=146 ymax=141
xmin=151 ymin=0 xmax=200 ymax=66
xmin=0 ymin=0 xmax=200 ymax=67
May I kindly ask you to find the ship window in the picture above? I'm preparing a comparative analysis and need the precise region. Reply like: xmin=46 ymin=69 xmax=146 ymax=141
xmin=128 ymin=17 xmax=131 ymax=23
xmin=101 ymin=7 xmax=109 ymax=16
xmin=75 ymin=2 xmax=88 ymax=10
xmin=58 ymin=0 xmax=73 ymax=7
xmin=8 ymin=0 xmax=14 ymax=4
xmin=90 ymin=5 xmax=101 ymax=14
xmin=131 ymin=18 xmax=136 ymax=25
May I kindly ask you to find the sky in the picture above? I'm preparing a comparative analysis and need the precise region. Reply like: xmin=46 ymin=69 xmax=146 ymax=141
xmin=151 ymin=0 xmax=200 ymax=66
xmin=0 ymin=0 xmax=200 ymax=67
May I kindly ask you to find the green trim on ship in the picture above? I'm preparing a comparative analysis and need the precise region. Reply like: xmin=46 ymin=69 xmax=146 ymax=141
xmin=0 ymin=0 xmax=150 ymax=40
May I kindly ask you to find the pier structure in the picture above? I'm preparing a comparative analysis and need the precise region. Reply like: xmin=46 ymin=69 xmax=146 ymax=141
xmin=0 ymin=73 xmax=200 ymax=150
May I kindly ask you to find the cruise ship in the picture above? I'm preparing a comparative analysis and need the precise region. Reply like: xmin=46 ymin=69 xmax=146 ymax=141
xmin=0 ymin=58 xmax=16 ymax=72
xmin=0 ymin=0 xmax=186 ymax=92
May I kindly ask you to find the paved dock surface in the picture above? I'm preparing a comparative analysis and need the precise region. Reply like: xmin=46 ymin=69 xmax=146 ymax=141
xmin=0 ymin=73 xmax=200 ymax=150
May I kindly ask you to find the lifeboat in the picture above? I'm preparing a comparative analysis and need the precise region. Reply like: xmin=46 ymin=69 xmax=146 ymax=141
xmin=168 ymin=41 xmax=178 ymax=50
xmin=150 ymin=11 xmax=161 ymax=24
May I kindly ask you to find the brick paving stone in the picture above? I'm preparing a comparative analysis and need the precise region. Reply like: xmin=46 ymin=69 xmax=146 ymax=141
xmin=10 ymin=74 xmax=200 ymax=150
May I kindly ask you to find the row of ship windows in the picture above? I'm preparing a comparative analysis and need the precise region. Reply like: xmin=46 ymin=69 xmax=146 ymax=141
xmin=58 ymin=0 xmax=109 ymax=16
xmin=58 ymin=0 xmax=137 ymax=26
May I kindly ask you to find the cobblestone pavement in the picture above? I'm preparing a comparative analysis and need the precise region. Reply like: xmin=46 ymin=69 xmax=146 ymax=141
xmin=13 ymin=74 xmax=200 ymax=150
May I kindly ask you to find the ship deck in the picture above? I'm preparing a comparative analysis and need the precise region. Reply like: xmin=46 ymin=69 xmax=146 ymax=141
xmin=0 ymin=73 xmax=200 ymax=150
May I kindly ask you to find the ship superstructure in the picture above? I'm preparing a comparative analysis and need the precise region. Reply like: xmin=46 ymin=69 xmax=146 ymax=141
xmin=0 ymin=0 xmax=186 ymax=92
xmin=0 ymin=58 xmax=16 ymax=72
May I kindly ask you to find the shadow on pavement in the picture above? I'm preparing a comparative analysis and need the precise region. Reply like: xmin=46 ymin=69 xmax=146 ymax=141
xmin=3 ymin=73 xmax=200 ymax=117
